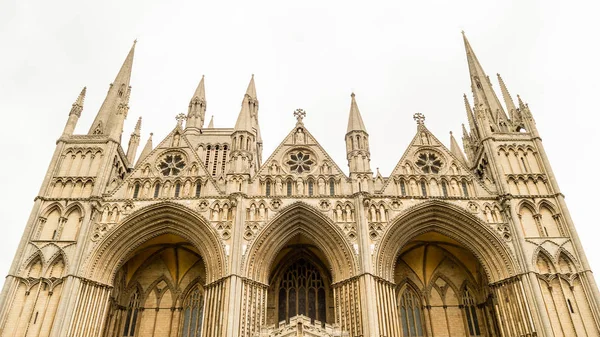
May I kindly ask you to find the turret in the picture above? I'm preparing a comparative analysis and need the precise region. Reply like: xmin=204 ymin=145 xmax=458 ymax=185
xmin=126 ymin=117 xmax=142 ymax=166
xmin=62 ymin=87 xmax=86 ymax=136
xmin=88 ymin=41 xmax=136 ymax=141
xmin=185 ymin=75 xmax=206 ymax=134
xmin=229 ymin=76 xmax=261 ymax=178
xmin=345 ymin=92 xmax=371 ymax=175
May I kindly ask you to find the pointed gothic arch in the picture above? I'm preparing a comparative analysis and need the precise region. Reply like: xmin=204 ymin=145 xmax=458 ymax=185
xmin=85 ymin=202 xmax=225 ymax=284
xmin=243 ymin=202 xmax=357 ymax=283
xmin=376 ymin=200 xmax=518 ymax=282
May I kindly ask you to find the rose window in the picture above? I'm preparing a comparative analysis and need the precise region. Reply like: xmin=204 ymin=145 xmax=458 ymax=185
xmin=415 ymin=152 xmax=442 ymax=174
xmin=158 ymin=153 xmax=186 ymax=176
xmin=286 ymin=151 xmax=314 ymax=174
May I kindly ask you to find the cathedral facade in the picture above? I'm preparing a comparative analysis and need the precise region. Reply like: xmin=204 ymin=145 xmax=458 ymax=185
xmin=0 ymin=33 xmax=599 ymax=337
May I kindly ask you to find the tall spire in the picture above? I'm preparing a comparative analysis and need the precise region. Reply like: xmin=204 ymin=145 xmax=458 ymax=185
xmin=62 ymin=87 xmax=86 ymax=136
xmin=186 ymin=75 xmax=206 ymax=132
xmin=462 ymin=32 xmax=509 ymax=127
xmin=126 ymin=117 xmax=142 ymax=165
xmin=88 ymin=40 xmax=136 ymax=139
xmin=450 ymin=131 xmax=468 ymax=166
xmin=136 ymin=132 xmax=153 ymax=166
xmin=245 ymin=74 xmax=257 ymax=100
xmin=497 ymin=73 xmax=518 ymax=120
xmin=346 ymin=92 xmax=368 ymax=134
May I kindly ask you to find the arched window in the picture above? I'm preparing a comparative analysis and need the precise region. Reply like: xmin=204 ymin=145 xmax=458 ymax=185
xmin=462 ymin=181 xmax=469 ymax=197
xmin=278 ymin=259 xmax=326 ymax=324
xmin=122 ymin=289 xmax=140 ymax=337
xmin=400 ymin=180 xmax=407 ymax=196
xmin=153 ymin=183 xmax=161 ymax=198
xmin=329 ymin=178 xmax=335 ymax=196
xmin=399 ymin=288 xmax=424 ymax=337
xmin=420 ymin=181 xmax=427 ymax=197
xmin=181 ymin=285 xmax=204 ymax=337
xmin=286 ymin=180 xmax=293 ymax=196
xmin=174 ymin=183 xmax=181 ymax=197
xmin=195 ymin=181 xmax=202 ymax=197
xmin=308 ymin=180 xmax=314 ymax=196
xmin=463 ymin=288 xmax=481 ymax=336
xmin=265 ymin=181 xmax=271 ymax=196
xmin=221 ymin=145 xmax=228 ymax=174
xmin=441 ymin=181 xmax=448 ymax=197
xmin=132 ymin=183 xmax=140 ymax=199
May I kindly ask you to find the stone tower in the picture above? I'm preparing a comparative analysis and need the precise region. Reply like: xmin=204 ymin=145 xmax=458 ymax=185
xmin=0 ymin=34 xmax=598 ymax=337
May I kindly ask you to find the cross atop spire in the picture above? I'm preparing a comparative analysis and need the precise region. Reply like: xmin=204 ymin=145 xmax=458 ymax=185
xmin=293 ymin=109 xmax=306 ymax=124
xmin=176 ymin=113 xmax=187 ymax=127
xmin=413 ymin=113 xmax=425 ymax=125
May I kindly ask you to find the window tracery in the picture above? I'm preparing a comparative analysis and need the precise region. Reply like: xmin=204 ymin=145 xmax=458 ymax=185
xmin=158 ymin=153 xmax=186 ymax=176
xmin=399 ymin=288 xmax=424 ymax=337
xmin=286 ymin=151 xmax=314 ymax=174
xmin=181 ymin=285 xmax=204 ymax=337
xmin=277 ymin=259 xmax=327 ymax=324
xmin=415 ymin=152 xmax=442 ymax=174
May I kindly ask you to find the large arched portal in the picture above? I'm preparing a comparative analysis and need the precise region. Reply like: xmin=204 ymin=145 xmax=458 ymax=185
xmin=267 ymin=234 xmax=334 ymax=326
xmin=395 ymin=232 xmax=499 ymax=337
xmin=104 ymin=234 xmax=206 ymax=337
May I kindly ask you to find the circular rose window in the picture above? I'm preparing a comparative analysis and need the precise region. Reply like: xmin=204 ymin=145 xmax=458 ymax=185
xmin=415 ymin=152 xmax=442 ymax=174
xmin=158 ymin=153 xmax=186 ymax=176
xmin=286 ymin=151 xmax=315 ymax=174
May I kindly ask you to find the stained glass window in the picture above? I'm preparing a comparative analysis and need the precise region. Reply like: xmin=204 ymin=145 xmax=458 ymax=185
xmin=286 ymin=151 xmax=314 ymax=174
xmin=415 ymin=152 xmax=442 ymax=174
xmin=277 ymin=259 xmax=327 ymax=325
xmin=400 ymin=289 xmax=423 ymax=337
xmin=159 ymin=153 xmax=186 ymax=176
xmin=122 ymin=289 xmax=140 ymax=337
xmin=182 ymin=285 xmax=204 ymax=337
xmin=463 ymin=288 xmax=481 ymax=336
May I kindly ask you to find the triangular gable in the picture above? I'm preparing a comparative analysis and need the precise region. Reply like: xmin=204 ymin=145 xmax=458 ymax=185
xmin=251 ymin=123 xmax=348 ymax=182
xmin=108 ymin=126 xmax=222 ymax=198
xmin=381 ymin=124 xmax=493 ymax=196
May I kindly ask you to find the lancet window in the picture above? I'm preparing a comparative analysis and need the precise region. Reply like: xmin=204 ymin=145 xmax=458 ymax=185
xmin=399 ymin=288 xmax=424 ymax=337
xmin=181 ymin=285 xmax=204 ymax=337
xmin=122 ymin=289 xmax=140 ymax=337
xmin=463 ymin=288 xmax=481 ymax=336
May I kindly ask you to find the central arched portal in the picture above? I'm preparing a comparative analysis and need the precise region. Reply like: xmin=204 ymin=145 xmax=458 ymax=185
xmin=103 ymin=234 xmax=207 ymax=337
xmin=267 ymin=234 xmax=334 ymax=326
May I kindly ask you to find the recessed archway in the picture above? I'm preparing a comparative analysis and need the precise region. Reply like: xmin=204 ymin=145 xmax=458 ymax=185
xmin=376 ymin=200 xmax=518 ymax=283
xmin=266 ymin=234 xmax=335 ymax=326
xmin=103 ymin=233 xmax=206 ymax=337
xmin=243 ymin=202 xmax=357 ymax=284
xmin=85 ymin=202 xmax=225 ymax=284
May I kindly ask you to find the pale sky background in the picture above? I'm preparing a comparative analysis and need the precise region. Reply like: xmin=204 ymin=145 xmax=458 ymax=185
xmin=1 ymin=0 xmax=599 ymax=291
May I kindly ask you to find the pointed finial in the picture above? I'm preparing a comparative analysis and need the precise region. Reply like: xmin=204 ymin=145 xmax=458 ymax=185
xmin=70 ymin=86 xmax=87 ymax=117
xmin=133 ymin=38 xmax=137 ymax=44
xmin=134 ymin=116 xmax=142 ymax=134
xmin=293 ymin=108 xmax=306 ymax=124
xmin=351 ymin=92 xmax=356 ymax=98
xmin=207 ymin=115 xmax=214 ymax=128
xmin=413 ymin=113 xmax=425 ymax=125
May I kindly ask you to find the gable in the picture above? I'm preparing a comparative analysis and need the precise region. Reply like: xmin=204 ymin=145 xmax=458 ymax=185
xmin=249 ymin=123 xmax=348 ymax=194
xmin=381 ymin=125 xmax=493 ymax=197
xmin=108 ymin=126 xmax=221 ymax=199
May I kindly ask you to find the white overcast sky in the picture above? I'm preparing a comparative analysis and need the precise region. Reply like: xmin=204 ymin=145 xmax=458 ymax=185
xmin=1 ymin=1 xmax=599 ymax=290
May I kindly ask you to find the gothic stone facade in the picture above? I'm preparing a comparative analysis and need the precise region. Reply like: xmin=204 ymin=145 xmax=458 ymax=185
xmin=1 ymin=34 xmax=599 ymax=337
